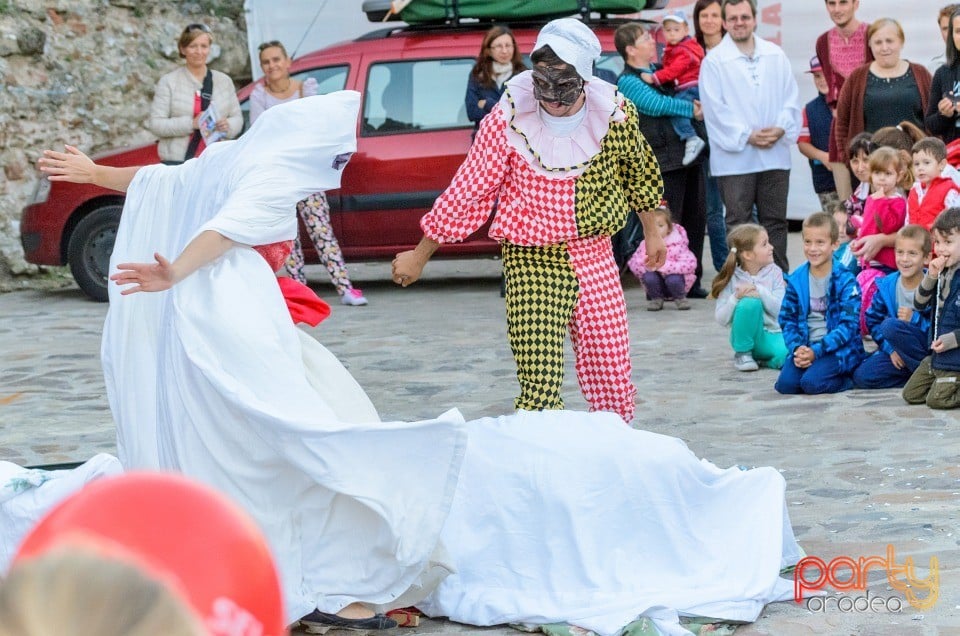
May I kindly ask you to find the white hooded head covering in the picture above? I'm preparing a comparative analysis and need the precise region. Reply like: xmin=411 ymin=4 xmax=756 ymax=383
xmin=532 ymin=18 xmax=601 ymax=81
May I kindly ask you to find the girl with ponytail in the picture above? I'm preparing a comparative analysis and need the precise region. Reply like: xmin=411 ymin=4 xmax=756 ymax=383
xmin=713 ymin=224 xmax=789 ymax=372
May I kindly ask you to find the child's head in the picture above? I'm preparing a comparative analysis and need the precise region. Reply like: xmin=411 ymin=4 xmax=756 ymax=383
xmin=709 ymin=223 xmax=770 ymax=298
xmin=868 ymin=147 xmax=906 ymax=195
xmin=894 ymin=224 xmax=932 ymax=278
xmin=931 ymin=207 xmax=960 ymax=268
xmin=911 ymin=137 xmax=948 ymax=186
xmin=872 ymin=121 xmax=925 ymax=188
xmin=801 ymin=212 xmax=839 ymax=269
xmin=651 ymin=205 xmax=673 ymax=238
xmin=661 ymin=11 xmax=690 ymax=45
xmin=805 ymin=56 xmax=827 ymax=96
xmin=847 ymin=132 xmax=877 ymax=184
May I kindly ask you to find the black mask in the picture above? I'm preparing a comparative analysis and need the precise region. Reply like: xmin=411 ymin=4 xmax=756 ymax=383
xmin=531 ymin=65 xmax=584 ymax=106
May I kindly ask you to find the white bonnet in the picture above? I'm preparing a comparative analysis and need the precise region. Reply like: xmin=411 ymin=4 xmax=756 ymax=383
xmin=532 ymin=18 xmax=601 ymax=81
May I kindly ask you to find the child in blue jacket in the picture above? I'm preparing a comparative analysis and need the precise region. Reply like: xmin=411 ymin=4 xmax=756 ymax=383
xmin=853 ymin=225 xmax=932 ymax=389
xmin=776 ymin=213 xmax=866 ymax=394
xmin=903 ymin=208 xmax=960 ymax=409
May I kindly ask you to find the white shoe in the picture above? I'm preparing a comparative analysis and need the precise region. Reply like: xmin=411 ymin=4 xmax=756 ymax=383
xmin=340 ymin=288 xmax=368 ymax=306
xmin=682 ymin=137 xmax=706 ymax=166
xmin=733 ymin=352 xmax=759 ymax=372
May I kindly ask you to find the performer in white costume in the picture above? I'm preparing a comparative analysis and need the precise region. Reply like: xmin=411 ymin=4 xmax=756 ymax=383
xmin=33 ymin=90 xmax=803 ymax=636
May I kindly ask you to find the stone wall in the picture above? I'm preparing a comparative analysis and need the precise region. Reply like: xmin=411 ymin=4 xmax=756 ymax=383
xmin=0 ymin=0 xmax=248 ymax=286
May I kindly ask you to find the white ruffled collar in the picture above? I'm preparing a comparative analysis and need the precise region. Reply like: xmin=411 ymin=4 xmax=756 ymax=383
xmin=499 ymin=71 xmax=626 ymax=176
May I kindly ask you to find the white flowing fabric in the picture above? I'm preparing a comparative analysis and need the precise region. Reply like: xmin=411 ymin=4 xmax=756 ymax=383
xmin=82 ymin=89 xmax=803 ymax=635
xmin=100 ymin=92 xmax=468 ymax=622
xmin=419 ymin=411 xmax=802 ymax=636
xmin=0 ymin=454 xmax=123 ymax=572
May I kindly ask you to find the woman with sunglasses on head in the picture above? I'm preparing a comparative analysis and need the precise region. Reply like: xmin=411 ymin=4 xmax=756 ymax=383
xmin=250 ymin=40 xmax=367 ymax=306
xmin=147 ymin=23 xmax=242 ymax=165
xmin=465 ymin=26 xmax=527 ymax=134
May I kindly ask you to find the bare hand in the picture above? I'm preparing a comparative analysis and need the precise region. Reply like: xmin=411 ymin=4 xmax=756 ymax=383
xmin=392 ymin=250 xmax=426 ymax=287
xmin=851 ymin=234 xmax=886 ymax=262
xmin=939 ymin=96 xmax=957 ymax=118
xmin=642 ymin=232 xmax=667 ymax=271
xmin=793 ymin=345 xmax=815 ymax=369
xmin=193 ymin=114 xmax=202 ymax=130
xmin=748 ymin=127 xmax=783 ymax=149
xmin=889 ymin=350 xmax=905 ymax=370
xmin=38 ymin=145 xmax=97 ymax=184
xmin=928 ymin=255 xmax=947 ymax=279
xmin=735 ymin=284 xmax=758 ymax=299
xmin=897 ymin=306 xmax=914 ymax=322
xmin=932 ymin=337 xmax=947 ymax=353
xmin=215 ymin=119 xmax=230 ymax=133
xmin=110 ymin=253 xmax=175 ymax=295
xmin=640 ymin=72 xmax=654 ymax=85
xmin=692 ymin=100 xmax=703 ymax=121
xmin=477 ymin=99 xmax=487 ymax=110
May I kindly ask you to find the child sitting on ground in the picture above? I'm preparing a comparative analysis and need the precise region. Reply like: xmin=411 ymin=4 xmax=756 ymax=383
xmin=852 ymin=147 xmax=908 ymax=334
xmin=853 ymin=225 xmax=933 ymax=389
xmin=628 ymin=205 xmax=697 ymax=311
xmin=907 ymin=137 xmax=960 ymax=230
xmin=903 ymin=208 xmax=960 ymax=409
xmin=639 ymin=10 xmax=706 ymax=166
xmin=775 ymin=213 xmax=865 ymax=395
xmin=712 ymin=224 xmax=787 ymax=372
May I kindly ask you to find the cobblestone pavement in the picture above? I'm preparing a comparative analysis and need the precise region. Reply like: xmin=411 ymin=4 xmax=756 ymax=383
xmin=1 ymin=237 xmax=958 ymax=635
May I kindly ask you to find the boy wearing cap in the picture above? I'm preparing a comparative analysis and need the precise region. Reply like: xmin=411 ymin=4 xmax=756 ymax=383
xmin=393 ymin=18 xmax=665 ymax=424
xmin=797 ymin=55 xmax=840 ymax=215
xmin=640 ymin=10 xmax=707 ymax=166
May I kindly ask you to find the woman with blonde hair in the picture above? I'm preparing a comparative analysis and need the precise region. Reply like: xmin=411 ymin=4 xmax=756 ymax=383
xmin=0 ymin=550 xmax=204 ymax=636
xmin=147 ymin=23 xmax=242 ymax=164
xmin=832 ymin=18 xmax=932 ymax=166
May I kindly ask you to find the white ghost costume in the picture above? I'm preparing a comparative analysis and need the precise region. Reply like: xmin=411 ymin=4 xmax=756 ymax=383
xmin=8 ymin=91 xmax=804 ymax=636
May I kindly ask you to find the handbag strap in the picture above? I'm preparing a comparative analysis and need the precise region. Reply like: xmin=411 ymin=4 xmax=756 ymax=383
xmin=185 ymin=69 xmax=214 ymax=160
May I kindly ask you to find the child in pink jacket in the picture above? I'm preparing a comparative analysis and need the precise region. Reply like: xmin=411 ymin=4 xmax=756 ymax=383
xmin=628 ymin=205 xmax=698 ymax=310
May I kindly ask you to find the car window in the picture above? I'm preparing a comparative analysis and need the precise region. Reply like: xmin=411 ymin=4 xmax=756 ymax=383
xmin=239 ymin=65 xmax=349 ymax=133
xmin=362 ymin=58 xmax=474 ymax=136
xmin=596 ymin=52 xmax=624 ymax=81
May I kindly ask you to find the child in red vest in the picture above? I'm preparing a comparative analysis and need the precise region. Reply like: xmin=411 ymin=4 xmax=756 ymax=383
xmin=908 ymin=137 xmax=960 ymax=230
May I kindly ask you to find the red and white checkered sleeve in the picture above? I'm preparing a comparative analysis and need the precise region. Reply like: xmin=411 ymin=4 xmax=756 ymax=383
xmin=420 ymin=106 xmax=511 ymax=243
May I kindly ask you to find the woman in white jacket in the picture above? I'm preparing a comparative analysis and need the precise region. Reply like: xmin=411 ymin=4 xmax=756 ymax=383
xmin=147 ymin=24 xmax=242 ymax=164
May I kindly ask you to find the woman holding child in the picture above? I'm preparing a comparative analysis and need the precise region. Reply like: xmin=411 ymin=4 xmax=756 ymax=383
xmin=615 ymin=21 xmax=709 ymax=297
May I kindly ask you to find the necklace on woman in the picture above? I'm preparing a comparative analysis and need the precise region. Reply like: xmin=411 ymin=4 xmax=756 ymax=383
xmin=267 ymin=79 xmax=292 ymax=94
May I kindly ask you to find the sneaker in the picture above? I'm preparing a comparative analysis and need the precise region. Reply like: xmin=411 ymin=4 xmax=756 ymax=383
xmin=340 ymin=288 xmax=368 ymax=306
xmin=675 ymin=297 xmax=691 ymax=310
xmin=299 ymin=609 xmax=397 ymax=634
xmin=733 ymin=352 xmax=759 ymax=372
xmin=682 ymin=136 xmax=706 ymax=166
xmin=647 ymin=298 xmax=664 ymax=311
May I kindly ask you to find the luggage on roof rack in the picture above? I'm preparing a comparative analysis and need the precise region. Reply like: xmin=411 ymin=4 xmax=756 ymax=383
xmin=362 ymin=0 xmax=668 ymax=24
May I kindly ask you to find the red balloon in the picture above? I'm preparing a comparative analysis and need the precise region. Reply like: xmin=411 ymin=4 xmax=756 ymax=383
xmin=14 ymin=472 xmax=286 ymax=636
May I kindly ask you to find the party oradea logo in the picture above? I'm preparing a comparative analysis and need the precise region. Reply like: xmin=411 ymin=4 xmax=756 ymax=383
xmin=794 ymin=545 xmax=938 ymax=613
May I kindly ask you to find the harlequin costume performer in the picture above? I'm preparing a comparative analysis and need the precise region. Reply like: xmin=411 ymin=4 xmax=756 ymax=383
xmin=393 ymin=19 xmax=665 ymax=422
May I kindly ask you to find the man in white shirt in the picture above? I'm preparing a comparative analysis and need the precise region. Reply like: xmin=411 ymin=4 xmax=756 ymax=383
xmin=699 ymin=0 xmax=801 ymax=272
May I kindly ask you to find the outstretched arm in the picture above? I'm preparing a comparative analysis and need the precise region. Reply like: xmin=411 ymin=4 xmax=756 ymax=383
xmin=111 ymin=230 xmax=235 ymax=295
xmin=38 ymin=145 xmax=143 ymax=192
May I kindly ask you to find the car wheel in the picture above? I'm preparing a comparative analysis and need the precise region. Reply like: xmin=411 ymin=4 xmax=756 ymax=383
xmin=67 ymin=204 xmax=122 ymax=302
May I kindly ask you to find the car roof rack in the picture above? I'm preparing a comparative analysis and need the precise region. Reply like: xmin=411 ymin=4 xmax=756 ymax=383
xmin=361 ymin=0 xmax=660 ymax=27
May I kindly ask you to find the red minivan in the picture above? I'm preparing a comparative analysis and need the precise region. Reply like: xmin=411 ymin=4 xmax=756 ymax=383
xmin=21 ymin=18 xmax=636 ymax=301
